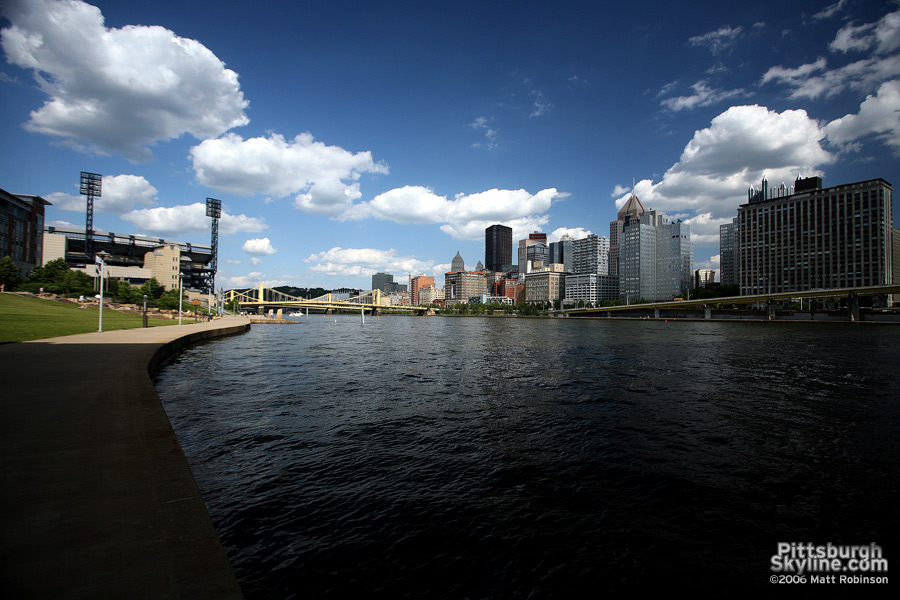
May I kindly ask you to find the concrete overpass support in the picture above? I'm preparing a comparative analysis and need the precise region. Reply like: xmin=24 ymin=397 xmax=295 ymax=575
xmin=767 ymin=299 xmax=776 ymax=321
xmin=848 ymin=294 xmax=860 ymax=322
xmin=704 ymin=306 xmax=711 ymax=320
xmin=654 ymin=308 xmax=660 ymax=319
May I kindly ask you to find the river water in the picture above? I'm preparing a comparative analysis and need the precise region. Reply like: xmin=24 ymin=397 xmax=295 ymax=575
xmin=155 ymin=316 xmax=899 ymax=597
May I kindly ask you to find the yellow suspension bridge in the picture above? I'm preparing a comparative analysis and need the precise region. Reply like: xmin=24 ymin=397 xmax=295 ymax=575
xmin=227 ymin=285 xmax=424 ymax=315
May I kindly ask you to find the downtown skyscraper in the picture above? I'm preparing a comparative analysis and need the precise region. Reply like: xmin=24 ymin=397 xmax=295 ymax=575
xmin=612 ymin=193 xmax=693 ymax=302
xmin=734 ymin=177 xmax=894 ymax=295
xmin=485 ymin=224 xmax=512 ymax=272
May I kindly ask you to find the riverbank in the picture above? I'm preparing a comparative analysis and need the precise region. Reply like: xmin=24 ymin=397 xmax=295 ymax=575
xmin=0 ymin=316 xmax=250 ymax=599
xmin=0 ymin=292 xmax=206 ymax=343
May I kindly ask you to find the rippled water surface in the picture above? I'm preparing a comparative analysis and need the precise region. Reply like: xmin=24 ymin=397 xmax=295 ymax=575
xmin=155 ymin=316 xmax=900 ymax=597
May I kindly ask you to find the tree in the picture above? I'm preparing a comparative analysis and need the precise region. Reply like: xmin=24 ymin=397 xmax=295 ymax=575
xmin=34 ymin=258 xmax=69 ymax=285
xmin=152 ymin=287 xmax=184 ymax=310
xmin=24 ymin=257 xmax=92 ymax=295
xmin=113 ymin=281 xmax=141 ymax=304
xmin=60 ymin=269 xmax=93 ymax=295
xmin=0 ymin=255 xmax=21 ymax=290
xmin=139 ymin=278 xmax=165 ymax=300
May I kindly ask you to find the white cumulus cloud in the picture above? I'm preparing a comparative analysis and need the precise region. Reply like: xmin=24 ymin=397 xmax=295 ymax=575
xmin=830 ymin=10 xmax=900 ymax=55
xmin=305 ymin=247 xmax=444 ymax=279
xmin=242 ymin=237 xmax=277 ymax=256
xmin=220 ymin=272 xmax=289 ymax=289
xmin=351 ymin=186 xmax=563 ymax=242
xmin=549 ymin=227 xmax=593 ymax=242
xmin=611 ymin=184 xmax=631 ymax=197
xmin=0 ymin=0 xmax=248 ymax=161
xmin=189 ymin=132 xmax=388 ymax=217
xmin=614 ymin=105 xmax=835 ymax=246
xmin=45 ymin=174 xmax=158 ymax=213
xmin=121 ymin=202 xmax=267 ymax=237
xmin=825 ymin=79 xmax=900 ymax=154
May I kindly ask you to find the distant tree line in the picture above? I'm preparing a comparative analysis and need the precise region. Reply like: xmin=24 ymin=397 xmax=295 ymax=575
xmin=674 ymin=284 xmax=739 ymax=300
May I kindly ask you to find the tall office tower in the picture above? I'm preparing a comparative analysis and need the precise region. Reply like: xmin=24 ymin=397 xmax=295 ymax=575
xmin=736 ymin=177 xmax=894 ymax=296
xmin=610 ymin=194 xmax=648 ymax=277
xmin=485 ymin=224 xmax=512 ymax=272
xmin=451 ymin=251 xmax=465 ymax=273
xmin=894 ymin=227 xmax=900 ymax=286
xmin=525 ymin=242 xmax=549 ymax=270
xmin=409 ymin=274 xmax=435 ymax=306
xmin=572 ymin=234 xmax=610 ymax=275
xmin=619 ymin=216 xmax=657 ymax=302
xmin=549 ymin=234 xmax=574 ymax=273
xmin=719 ymin=218 xmax=739 ymax=286
xmin=549 ymin=241 xmax=562 ymax=265
xmin=656 ymin=219 xmax=693 ymax=300
xmin=618 ymin=205 xmax=692 ymax=302
xmin=517 ymin=232 xmax=547 ymax=278
xmin=372 ymin=272 xmax=394 ymax=293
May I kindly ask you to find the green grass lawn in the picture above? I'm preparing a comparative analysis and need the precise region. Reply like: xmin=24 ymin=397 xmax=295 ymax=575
xmin=0 ymin=293 xmax=200 ymax=343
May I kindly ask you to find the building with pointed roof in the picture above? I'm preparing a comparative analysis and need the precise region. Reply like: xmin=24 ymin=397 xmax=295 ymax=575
xmin=610 ymin=191 xmax=692 ymax=302
xmin=617 ymin=193 xmax=648 ymax=221
xmin=451 ymin=251 xmax=465 ymax=273
xmin=609 ymin=193 xmax=646 ymax=278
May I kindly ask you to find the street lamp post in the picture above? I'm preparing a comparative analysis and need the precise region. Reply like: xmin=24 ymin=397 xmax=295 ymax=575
xmin=95 ymin=251 xmax=109 ymax=332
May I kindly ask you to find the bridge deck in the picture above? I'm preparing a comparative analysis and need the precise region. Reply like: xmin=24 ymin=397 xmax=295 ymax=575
xmin=570 ymin=284 xmax=900 ymax=315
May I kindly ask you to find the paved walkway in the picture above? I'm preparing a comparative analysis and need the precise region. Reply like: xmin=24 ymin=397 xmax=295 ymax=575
xmin=0 ymin=317 xmax=250 ymax=599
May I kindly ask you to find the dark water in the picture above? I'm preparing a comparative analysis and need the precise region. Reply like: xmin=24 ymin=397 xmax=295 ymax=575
xmin=155 ymin=316 xmax=899 ymax=597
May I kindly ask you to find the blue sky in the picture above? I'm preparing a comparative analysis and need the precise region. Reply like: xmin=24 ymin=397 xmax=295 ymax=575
xmin=2 ymin=0 xmax=898 ymax=290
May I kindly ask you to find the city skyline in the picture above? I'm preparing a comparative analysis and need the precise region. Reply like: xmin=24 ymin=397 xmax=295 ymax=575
xmin=1 ymin=0 xmax=898 ymax=290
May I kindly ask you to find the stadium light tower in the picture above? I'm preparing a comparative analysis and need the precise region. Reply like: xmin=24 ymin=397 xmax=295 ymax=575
xmin=206 ymin=197 xmax=221 ymax=293
xmin=80 ymin=171 xmax=102 ymax=258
